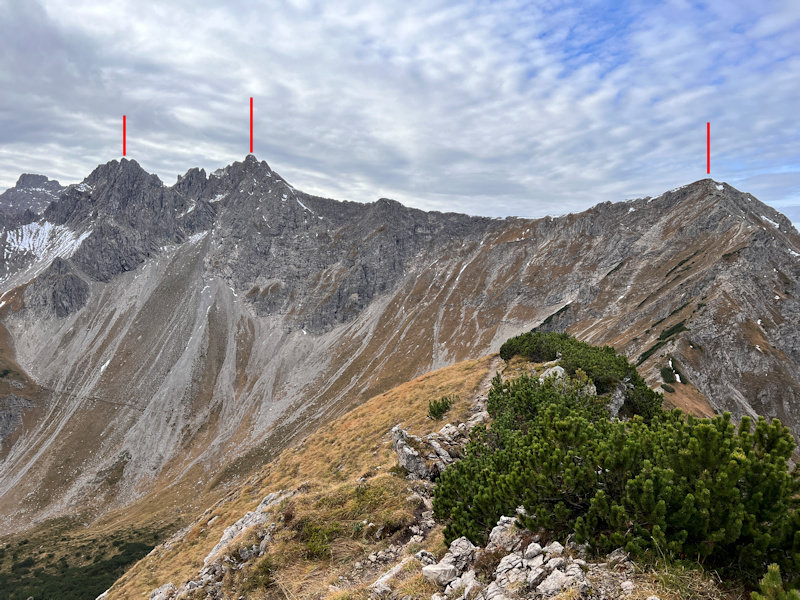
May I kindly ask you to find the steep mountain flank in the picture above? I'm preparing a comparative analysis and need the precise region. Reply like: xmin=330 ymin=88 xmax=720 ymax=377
xmin=0 ymin=157 xmax=798 ymax=541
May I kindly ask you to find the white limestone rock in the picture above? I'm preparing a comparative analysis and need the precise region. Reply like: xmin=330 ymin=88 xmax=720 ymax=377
xmin=421 ymin=562 xmax=459 ymax=586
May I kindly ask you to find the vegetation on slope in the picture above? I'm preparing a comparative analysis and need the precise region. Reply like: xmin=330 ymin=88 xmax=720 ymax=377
xmin=106 ymin=357 xmax=495 ymax=599
xmin=499 ymin=330 xmax=663 ymax=419
xmin=436 ymin=332 xmax=800 ymax=589
xmin=26 ymin=331 xmax=797 ymax=598
xmin=0 ymin=520 xmax=167 ymax=600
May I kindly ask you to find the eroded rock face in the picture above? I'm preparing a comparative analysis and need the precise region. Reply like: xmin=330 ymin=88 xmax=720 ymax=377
xmin=391 ymin=423 xmax=470 ymax=480
xmin=203 ymin=490 xmax=292 ymax=566
xmin=24 ymin=257 xmax=89 ymax=317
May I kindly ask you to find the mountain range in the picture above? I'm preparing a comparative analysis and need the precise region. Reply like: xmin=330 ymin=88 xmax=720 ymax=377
xmin=0 ymin=154 xmax=798 ymax=547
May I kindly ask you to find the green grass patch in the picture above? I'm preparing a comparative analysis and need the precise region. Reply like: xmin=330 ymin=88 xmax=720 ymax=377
xmin=538 ymin=303 xmax=571 ymax=329
xmin=659 ymin=320 xmax=688 ymax=341
xmin=638 ymin=340 xmax=667 ymax=365
xmin=664 ymin=251 xmax=699 ymax=277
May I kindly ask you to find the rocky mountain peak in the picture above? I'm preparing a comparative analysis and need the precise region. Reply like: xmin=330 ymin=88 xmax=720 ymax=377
xmin=175 ymin=167 xmax=207 ymax=198
xmin=15 ymin=173 xmax=58 ymax=189
xmin=84 ymin=157 xmax=162 ymax=191
xmin=212 ymin=154 xmax=274 ymax=186
xmin=0 ymin=173 xmax=64 ymax=222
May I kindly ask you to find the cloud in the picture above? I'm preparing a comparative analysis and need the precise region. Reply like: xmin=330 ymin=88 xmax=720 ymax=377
xmin=0 ymin=0 xmax=798 ymax=219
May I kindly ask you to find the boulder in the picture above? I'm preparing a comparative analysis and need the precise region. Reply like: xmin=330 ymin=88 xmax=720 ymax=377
xmin=543 ymin=541 xmax=564 ymax=557
xmin=421 ymin=562 xmax=459 ymax=586
xmin=607 ymin=383 xmax=628 ymax=418
xmin=540 ymin=365 xmax=566 ymax=381
xmin=483 ymin=581 xmax=512 ymax=600
xmin=149 ymin=583 xmax=176 ymax=600
xmin=444 ymin=569 xmax=482 ymax=599
xmin=448 ymin=536 xmax=476 ymax=570
xmin=523 ymin=542 xmax=542 ymax=559
xmin=487 ymin=516 xmax=523 ymax=552
xmin=523 ymin=553 xmax=545 ymax=570
xmin=203 ymin=490 xmax=291 ymax=565
xmin=537 ymin=569 xmax=571 ymax=596
xmin=495 ymin=552 xmax=522 ymax=573
xmin=370 ymin=582 xmax=392 ymax=599
xmin=527 ymin=565 xmax=548 ymax=587
xmin=391 ymin=426 xmax=432 ymax=479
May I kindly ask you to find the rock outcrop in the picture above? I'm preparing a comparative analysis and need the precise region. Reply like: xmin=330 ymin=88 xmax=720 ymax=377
xmin=409 ymin=515 xmax=643 ymax=600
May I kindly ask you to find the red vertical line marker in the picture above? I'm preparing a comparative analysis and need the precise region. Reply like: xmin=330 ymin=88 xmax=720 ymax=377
xmin=706 ymin=121 xmax=710 ymax=174
xmin=250 ymin=97 xmax=254 ymax=153
xmin=123 ymin=115 xmax=127 ymax=156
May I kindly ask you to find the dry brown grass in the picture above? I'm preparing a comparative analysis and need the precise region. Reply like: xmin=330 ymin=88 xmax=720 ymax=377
xmin=106 ymin=355 xmax=495 ymax=599
xmin=632 ymin=561 xmax=745 ymax=600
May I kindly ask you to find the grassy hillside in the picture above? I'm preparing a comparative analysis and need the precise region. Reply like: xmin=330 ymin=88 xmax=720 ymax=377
xmin=105 ymin=356 xmax=496 ymax=599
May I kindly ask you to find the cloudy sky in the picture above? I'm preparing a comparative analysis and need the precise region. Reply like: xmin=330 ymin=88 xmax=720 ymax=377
xmin=1 ymin=0 xmax=799 ymax=222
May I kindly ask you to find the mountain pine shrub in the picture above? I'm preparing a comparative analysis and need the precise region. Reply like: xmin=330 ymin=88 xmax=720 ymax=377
xmin=499 ymin=331 xmax=662 ymax=419
xmin=752 ymin=565 xmax=800 ymax=600
xmin=435 ymin=334 xmax=800 ymax=586
xmin=428 ymin=395 xmax=455 ymax=420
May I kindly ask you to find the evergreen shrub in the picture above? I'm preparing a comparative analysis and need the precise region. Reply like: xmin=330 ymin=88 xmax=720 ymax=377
xmin=499 ymin=331 xmax=662 ymax=419
xmin=752 ymin=564 xmax=800 ymax=600
xmin=428 ymin=395 xmax=455 ymax=420
xmin=435 ymin=334 xmax=800 ymax=587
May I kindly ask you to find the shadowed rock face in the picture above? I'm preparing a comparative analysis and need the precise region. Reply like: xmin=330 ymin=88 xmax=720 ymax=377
xmin=24 ymin=257 xmax=90 ymax=318
xmin=0 ymin=157 xmax=798 ymax=533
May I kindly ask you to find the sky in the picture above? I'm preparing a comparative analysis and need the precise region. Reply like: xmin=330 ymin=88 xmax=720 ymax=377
xmin=1 ymin=0 xmax=799 ymax=223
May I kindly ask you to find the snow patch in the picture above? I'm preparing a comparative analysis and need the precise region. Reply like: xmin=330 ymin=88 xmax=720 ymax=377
xmin=789 ymin=249 xmax=799 ymax=257
xmin=761 ymin=215 xmax=780 ymax=228
xmin=210 ymin=193 xmax=226 ymax=203
xmin=716 ymin=184 xmax=723 ymax=191
xmin=5 ymin=222 xmax=92 ymax=261
xmin=187 ymin=231 xmax=208 ymax=243
xmin=454 ymin=263 xmax=468 ymax=282
xmin=296 ymin=198 xmax=314 ymax=213
xmin=178 ymin=199 xmax=196 ymax=216
xmin=99 ymin=359 xmax=110 ymax=373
